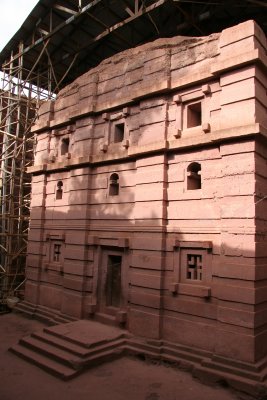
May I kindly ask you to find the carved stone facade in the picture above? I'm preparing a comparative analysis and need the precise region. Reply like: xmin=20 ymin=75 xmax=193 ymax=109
xmin=25 ymin=20 xmax=267 ymax=369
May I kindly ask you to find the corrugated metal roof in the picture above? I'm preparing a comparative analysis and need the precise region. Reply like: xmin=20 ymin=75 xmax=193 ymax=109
xmin=0 ymin=0 xmax=266 ymax=92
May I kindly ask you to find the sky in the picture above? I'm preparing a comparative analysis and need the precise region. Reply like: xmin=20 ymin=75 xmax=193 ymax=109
xmin=0 ymin=0 xmax=39 ymax=51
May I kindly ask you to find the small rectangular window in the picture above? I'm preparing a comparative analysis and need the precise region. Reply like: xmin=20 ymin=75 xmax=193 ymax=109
xmin=61 ymin=138 xmax=69 ymax=155
xmin=187 ymin=102 xmax=202 ymax=128
xmin=114 ymin=123 xmax=125 ymax=143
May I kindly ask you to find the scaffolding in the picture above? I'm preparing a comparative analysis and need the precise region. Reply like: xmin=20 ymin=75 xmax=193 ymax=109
xmin=0 ymin=45 xmax=56 ymax=311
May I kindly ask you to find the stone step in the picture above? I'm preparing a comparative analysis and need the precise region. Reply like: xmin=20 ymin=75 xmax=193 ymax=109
xmin=193 ymin=364 xmax=262 ymax=398
xmin=163 ymin=341 xmax=211 ymax=359
xmin=127 ymin=339 xmax=161 ymax=355
xmin=34 ymin=307 xmax=55 ymax=318
xmin=53 ymin=315 xmax=74 ymax=324
xmin=19 ymin=336 xmax=81 ymax=368
xmin=31 ymin=331 xmax=127 ymax=358
xmin=93 ymin=313 xmax=118 ymax=327
xmin=212 ymin=353 xmax=267 ymax=374
xmin=10 ymin=344 xmax=78 ymax=380
xmin=126 ymin=340 xmax=207 ymax=365
xmin=14 ymin=307 xmax=35 ymax=319
xmin=14 ymin=304 xmax=57 ymax=325
xmin=20 ymin=334 xmax=126 ymax=368
xmin=79 ymin=346 xmax=125 ymax=370
xmin=10 ymin=337 xmax=126 ymax=380
xmin=37 ymin=305 xmax=76 ymax=322
xmin=43 ymin=326 xmax=126 ymax=349
xmin=259 ymin=365 xmax=267 ymax=381
xmin=34 ymin=307 xmax=75 ymax=325
xmin=162 ymin=345 xmax=204 ymax=364
xmin=31 ymin=331 xmax=90 ymax=357
xmin=17 ymin=300 xmax=35 ymax=308
xmin=14 ymin=302 xmax=36 ymax=316
xmin=32 ymin=312 xmax=55 ymax=326
xmin=15 ymin=302 xmax=77 ymax=326
xmin=201 ymin=359 xmax=262 ymax=382
xmin=161 ymin=352 xmax=195 ymax=370
xmin=124 ymin=344 xmax=160 ymax=360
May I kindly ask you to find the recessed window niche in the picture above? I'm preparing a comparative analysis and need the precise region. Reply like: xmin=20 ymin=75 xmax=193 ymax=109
xmin=61 ymin=137 xmax=70 ymax=155
xmin=53 ymin=243 xmax=62 ymax=262
xmin=187 ymin=101 xmax=202 ymax=128
xmin=187 ymin=162 xmax=201 ymax=190
xmin=186 ymin=253 xmax=203 ymax=280
xmin=56 ymin=181 xmax=63 ymax=199
xmin=171 ymin=240 xmax=212 ymax=295
xmin=109 ymin=173 xmax=119 ymax=196
xmin=114 ymin=123 xmax=125 ymax=143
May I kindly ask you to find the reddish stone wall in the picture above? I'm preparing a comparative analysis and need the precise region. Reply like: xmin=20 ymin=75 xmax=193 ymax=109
xmin=26 ymin=20 xmax=267 ymax=366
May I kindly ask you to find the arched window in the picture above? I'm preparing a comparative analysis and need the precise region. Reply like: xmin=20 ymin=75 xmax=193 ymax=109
xmin=187 ymin=162 xmax=201 ymax=190
xmin=56 ymin=181 xmax=63 ymax=199
xmin=109 ymin=173 xmax=119 ymax=196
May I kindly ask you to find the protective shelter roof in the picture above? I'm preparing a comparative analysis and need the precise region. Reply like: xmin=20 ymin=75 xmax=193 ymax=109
xmin=0 ymin=0 xmax=266 ymax=92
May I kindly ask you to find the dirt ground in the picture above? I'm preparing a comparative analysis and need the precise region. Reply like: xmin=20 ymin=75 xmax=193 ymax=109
xmin=0 ymin=312 xmax=241 ymax=400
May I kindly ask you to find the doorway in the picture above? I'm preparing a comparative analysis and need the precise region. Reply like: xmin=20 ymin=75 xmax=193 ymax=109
xmin=106 ymin=255 xmax=122 ymax=308
xmin=98 ymin=249 xmax=126 ymax=316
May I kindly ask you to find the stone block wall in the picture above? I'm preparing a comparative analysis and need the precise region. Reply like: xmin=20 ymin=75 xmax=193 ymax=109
xmin=26 ymin=20 xmax=267 ymax=366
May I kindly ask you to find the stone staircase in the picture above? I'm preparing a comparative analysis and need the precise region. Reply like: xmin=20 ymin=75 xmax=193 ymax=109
xmin=9 ymin=318 xmax=267 ymax=397
xmin=10 ymin=323 xmax=128 ymax=380
xmin=14 ymin=301 xmax=77 ymax=326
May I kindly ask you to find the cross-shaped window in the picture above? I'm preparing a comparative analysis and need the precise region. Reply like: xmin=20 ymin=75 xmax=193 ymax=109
xmin=53 ymin=244 xmax=61 ymax=262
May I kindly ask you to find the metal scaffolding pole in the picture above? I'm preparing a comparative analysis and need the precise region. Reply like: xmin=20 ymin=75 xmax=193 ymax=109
xmin=0 ymin=44 xmax=52 ymax=311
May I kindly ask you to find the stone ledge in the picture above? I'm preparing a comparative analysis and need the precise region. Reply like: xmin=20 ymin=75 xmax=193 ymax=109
xmin=128 ymin=140 xmax=168 ymax=156
xmin=171 ymin=70 xmax=213 ymax=93
xmin=28 ymin=123 xmax=265 ymax=174
xmin=219 ymin=19 xmax=266 ymax=49
xmin=31 ymin=121 xmax=51 ymax=133
xmin=44 ymin=263 xmax=63 ymax=273
xmin=211 ymin=48 xmax=267 ymax=75
xmin=169 ymin=282 xmax=211 ymax=298
xmin=172 ymin=240 xmax=213 ymax=249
